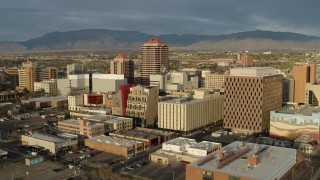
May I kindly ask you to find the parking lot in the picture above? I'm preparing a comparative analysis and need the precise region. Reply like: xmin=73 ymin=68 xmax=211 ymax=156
xmin=121 ymin=163 xmax=186 ymax=180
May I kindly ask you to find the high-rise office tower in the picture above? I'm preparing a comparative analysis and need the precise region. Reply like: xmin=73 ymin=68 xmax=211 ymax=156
xmin=17 ymin=61 xmax=58 ymax=92
xmin=293 ymin=64 xmax=317 ymax=104
xmin=140 ymin=37 xmax=169 ymax=86
xmin=18 ymin=61 xmax=37 ymax=91
xmin=110 ymin=54 xmax=134 ymax=84
xmin=67 ymin=63 xmax=84 ymax=77
xmin=223 ymin=67 xmax=282 ymax=133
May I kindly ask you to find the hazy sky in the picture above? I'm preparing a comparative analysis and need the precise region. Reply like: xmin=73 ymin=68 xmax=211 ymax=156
xmin=1 ymin=0 xmax=320 ymax=41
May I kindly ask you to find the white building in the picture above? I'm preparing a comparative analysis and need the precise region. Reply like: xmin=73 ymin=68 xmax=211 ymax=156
xmin=57 ymin=74 xmax=127 ymax=96
xmin=68 ymin=95 xmax=84 ymax=111
xmin=158 ymin=90 xmax=224 ymax=133
xmin=21 ymin=133 xmax=78 ymax=153
xmin=34 ymin=80 xmax=57 ymax=95
xmin=150 ymin=137 xmax=221 ymax=165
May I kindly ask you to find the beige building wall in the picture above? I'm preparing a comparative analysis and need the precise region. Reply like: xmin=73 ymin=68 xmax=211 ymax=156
xmin=34 ymin=80 xmax=57 ymax=95
xmin=21 ymin=135 xmax=77 ymax=153
xmin=205 ymin=73 xmax=225 ymax=89
xmin=126 ymin=86 xmax=159 ymax=127
xmin=58 ymin=119 xmax=104 ymax=138
xmin=224 ymin=71 xmax=283 ymax=133
xmin=105 ymin=118 xmax=133 ymax=131
xmin=158 ymin=95 xmax=224 ymax=133
xmin=305 ymin=83 xmax=320 ymax=106
xmin=68 ymin=95 xmax=84 ymax=111
xmin=293 ymin=64 xmax=317 ymax=104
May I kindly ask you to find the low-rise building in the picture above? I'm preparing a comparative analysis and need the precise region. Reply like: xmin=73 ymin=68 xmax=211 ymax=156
xmin=83 ymin=115 xmax=133 ymax=131
xmin=270 ymin=105 xmax=320 ymax=143
xmin=0 ymin=91 xmax=24 ymax=102
xmin=58 ymin=119 xmax=104 ymax=138
xmin=21 ymin=133 xmax=78 ymax=153
xmin=109 ymin=131 xmax=160 ymax=149
xmin=150 ymin=137 xmax=221 ymax=165
xmin=34 ymin=80 xmax=57 ymax=95
xmin=23 ymin=96 xmax=67 ymax=110
xmin=84 ymin=135 xmax=145 ymax=156
xmin=186 ymin=141 xmax=297 ymax=180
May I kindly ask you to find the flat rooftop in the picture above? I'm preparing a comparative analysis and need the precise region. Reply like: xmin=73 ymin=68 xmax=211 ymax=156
xmin=230 ymin=67 xmax=277 ymax=77
xmin=110 ymin=130 xmax=159 ymax=140
xmin=274 ymin=105 xmax=320 ymax=116
xmin=27 ymin=133 xmax=68 ymax=143
xmin=188 ymin=141 xmax=296 ymax=180
xmin=60 ymin=119 xmax=102 ymax=127
xmin=84 ymin=115 xmax=132 ymax=123
xmin=164 ymin=137 xmax=197 ymax=146
xmin=29 ymin=96 xmax=67 ymax=103
xmin=189 ymin=141 xmax=221 ymax=150
xmin=159 ymin=96 xmax=222 ymax=105
xmin=88 ymin=135 xmax=142 ymax=147
xmin=134 ymin=127 xmax=176 ymax=136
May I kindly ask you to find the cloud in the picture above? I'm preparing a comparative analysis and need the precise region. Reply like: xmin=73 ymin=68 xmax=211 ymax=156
xmin=0 ymin=0 xmax=319 ymax=41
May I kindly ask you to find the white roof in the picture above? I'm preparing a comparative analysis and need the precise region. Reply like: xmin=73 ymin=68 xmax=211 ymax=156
xmin=188 ymin=141 xmax=296 ymax=180
xmin=230 ymin=67 xmax=277 ymax=77
xmin=88 ymin=135 xmax=142 ymax=147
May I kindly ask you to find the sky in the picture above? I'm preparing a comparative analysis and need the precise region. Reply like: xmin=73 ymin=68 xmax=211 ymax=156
xmin=1 ymin=0 xmax=320 ymax=41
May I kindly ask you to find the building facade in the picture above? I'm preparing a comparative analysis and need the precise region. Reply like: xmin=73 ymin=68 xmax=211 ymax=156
xmin=58 ymin=119 xmax=104 ymax=138
xmin=158 ymin=90 xmax=224 ymax=133
xmin=305 ymin=83 xmax=320 ymax=106
xmin=140 ymin=37 xmax=169 ymax=86
xmin=126 ymin=86 xmax=159 ymax=127
xmin=293 ymin=64 xmax=317 ymax=104
xmin=17 ymin=61 xmax=58 ymax=92
xmin=110 ymin=54 xmax=134 ymax=84
xmin=85 ymin=135 xmax=145 ymax=156
xmin=34 ymin=80 xmax=57 ymax=95
xmin=270 ymin=105 xmax=320 ymax=143
xmin=204 ymin=73 xmax=226 ymax=89
xmin=67 ymin=63 xmax=84 ymax=77
xmin=223 ymin=67 xmax=283 ymax=133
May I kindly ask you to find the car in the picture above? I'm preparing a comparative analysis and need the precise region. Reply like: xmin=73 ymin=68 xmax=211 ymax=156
xmin=86 ymin=154 xmax=91 ymax=158
xmin=127 ymin=166 xmax=134 ymax=170
xmin=136 ymin=164 xmax=141 ymax=167
xmin=68 ymin=151 xmax=73 ymax=154
xmin=68 ymin=164 xmax=75 ymax=169
xmin=53 ymin=168 xmax=64 ymax=172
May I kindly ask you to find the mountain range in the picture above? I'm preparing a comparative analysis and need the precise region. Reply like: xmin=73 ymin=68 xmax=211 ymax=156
xmin=1 ymin=29 xmax=320 ymax=53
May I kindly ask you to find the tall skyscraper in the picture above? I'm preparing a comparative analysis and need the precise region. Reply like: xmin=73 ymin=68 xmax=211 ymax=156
xmin=293 ymin=64 xmax=317 ymax=104
xmin=140 ymin=37 xmax=169 ymax=86
xmin=67 ymin=63 xmax=84 ymax=77
xmin=110 ymin=54 xmax=134 ymax=84
xmin=223 ymin=67 xmax=282 ymax=133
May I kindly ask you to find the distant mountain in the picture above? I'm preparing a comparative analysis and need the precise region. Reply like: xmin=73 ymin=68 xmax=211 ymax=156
xmin=1 ymin=29 xmax=320 ymax=53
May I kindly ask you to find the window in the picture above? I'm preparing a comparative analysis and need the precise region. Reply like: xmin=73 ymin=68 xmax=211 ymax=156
xmin=203 ymin=171 xmax=214 ymax=180
xmin=229 ymin=175 xmax=240 ymax=180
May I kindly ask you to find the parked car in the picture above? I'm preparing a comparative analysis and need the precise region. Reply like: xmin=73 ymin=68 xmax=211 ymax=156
xmin=127 ymin=166 xmax=134 ymax=170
